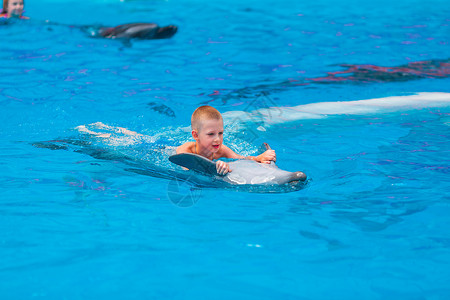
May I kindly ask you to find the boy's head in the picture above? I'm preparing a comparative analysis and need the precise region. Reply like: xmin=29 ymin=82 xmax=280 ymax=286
xmin=191 ymin=105 xmax=222 ymax=132
xmin=191 ymin=106 xmax=224 ymax=155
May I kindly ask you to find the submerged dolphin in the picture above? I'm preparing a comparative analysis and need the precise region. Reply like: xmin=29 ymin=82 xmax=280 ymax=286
xmin=98 ymin=23 xmax=177 ymax=40
xmin=169 ymin=144 xmax=307 ymax=191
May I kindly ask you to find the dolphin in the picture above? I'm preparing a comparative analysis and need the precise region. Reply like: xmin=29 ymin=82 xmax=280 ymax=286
xmin=169 ymin=143 xmax=307 ymax=192
xmin=98 ymin=23 xmax=177 ymax=40
xmin=33 ymin=136 xmax=307 ymax=193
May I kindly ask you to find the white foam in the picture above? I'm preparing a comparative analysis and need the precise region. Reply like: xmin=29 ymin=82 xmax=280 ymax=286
xmin=223 ymin=92 xmax=450 ymax=126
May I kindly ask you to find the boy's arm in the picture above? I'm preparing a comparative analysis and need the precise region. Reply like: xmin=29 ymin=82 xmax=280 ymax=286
xmin=175 ymin=142 xmax=231 ymax=175
xmin=221 ymin=145 xmax=276 ymax=164
xmin=174 ymin=142 xmax=194 ymax=171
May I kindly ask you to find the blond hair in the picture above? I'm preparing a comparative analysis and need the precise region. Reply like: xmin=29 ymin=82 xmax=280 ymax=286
xmin=191 ymin=105 xmax=222 ymax=132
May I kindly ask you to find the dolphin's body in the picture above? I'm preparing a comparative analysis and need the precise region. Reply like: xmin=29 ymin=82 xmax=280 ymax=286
xmin=98 ymin=23 xmax=177 ymax=40
xmin=169 ymin=144 xmax=307 ymax=192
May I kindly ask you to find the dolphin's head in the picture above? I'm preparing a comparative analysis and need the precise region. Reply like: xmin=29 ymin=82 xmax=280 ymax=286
xmin=154 ymin=25 xmax=178 ymax=39
xmin=224 ymin=160 xmax=307 ymax=186
xmin=288 ymin=171 xmax=307 ymax=183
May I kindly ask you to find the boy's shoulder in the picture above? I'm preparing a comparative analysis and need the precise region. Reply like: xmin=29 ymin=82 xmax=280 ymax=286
xmin=176 ymin=141 xmax=196 ymax=154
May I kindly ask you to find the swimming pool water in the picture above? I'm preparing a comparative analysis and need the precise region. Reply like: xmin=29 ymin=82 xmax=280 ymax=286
xmin=1 ymin=0 xmax=450 ymax=298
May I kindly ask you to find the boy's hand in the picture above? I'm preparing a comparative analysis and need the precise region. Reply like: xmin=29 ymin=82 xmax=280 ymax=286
xmin=257 ymin=150 xmax=276 ymax=164
xmin=216 ymin=160 xmax=231 ymax=175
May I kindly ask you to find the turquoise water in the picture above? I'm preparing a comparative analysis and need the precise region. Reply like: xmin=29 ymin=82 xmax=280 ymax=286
xmin=1 ymin=0 xmax=450 ymax=298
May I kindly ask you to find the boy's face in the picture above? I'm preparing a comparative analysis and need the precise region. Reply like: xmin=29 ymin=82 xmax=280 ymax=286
xmin=7 ymin=0 xmax=24 ymax=17
xmin=192 ymin=119 xmax=224 ymax=156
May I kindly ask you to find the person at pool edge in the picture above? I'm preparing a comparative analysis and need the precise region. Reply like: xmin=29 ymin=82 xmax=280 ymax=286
xmin=176 ymin=105 xmax=276 ymax=175
xmin=0 ymin=0 xmax=29 ymax=19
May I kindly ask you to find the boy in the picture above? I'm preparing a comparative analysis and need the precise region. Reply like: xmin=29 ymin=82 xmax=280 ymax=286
xmin=176 ymin=105 xmax=276 ymax=175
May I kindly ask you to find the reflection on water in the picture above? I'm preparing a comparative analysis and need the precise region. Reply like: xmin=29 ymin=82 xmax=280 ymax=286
xmin=307 ymin=58 xmax=450 ymax=83
xmin=208 ymin=59 xmax=450 ymax=104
